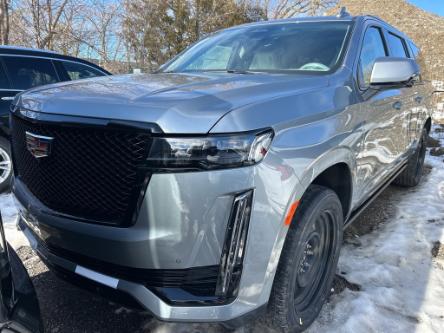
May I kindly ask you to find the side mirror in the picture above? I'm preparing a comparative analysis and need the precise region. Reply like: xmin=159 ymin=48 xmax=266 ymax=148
xmin=370 ymin=57 xmax=419 ymax=87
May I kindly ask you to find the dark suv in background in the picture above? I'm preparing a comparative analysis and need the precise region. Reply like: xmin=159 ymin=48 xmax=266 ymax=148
xmin=0 ymin=46 xmax=110 ymax=191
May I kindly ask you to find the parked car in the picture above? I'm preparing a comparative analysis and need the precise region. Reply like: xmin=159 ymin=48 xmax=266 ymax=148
xmin=0 ymin=211 xmax=43 ymax=332
xmin=0 ymin=46 xmax=110 ymax=192
xmin=10 ymin=11 xmax=431 ymax=333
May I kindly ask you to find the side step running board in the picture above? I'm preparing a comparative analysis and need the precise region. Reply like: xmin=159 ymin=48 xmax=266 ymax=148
xmin=344 ymin=163 xmax=407 ymax=229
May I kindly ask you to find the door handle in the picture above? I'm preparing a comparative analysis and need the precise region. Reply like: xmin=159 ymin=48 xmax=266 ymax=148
xmin=1 ymin=97 xmax=14 ymax=101
xmin=392 ymin=101 xmax=402 ymax=110
xmin=414 ymin=96 xmax=423 ymax=104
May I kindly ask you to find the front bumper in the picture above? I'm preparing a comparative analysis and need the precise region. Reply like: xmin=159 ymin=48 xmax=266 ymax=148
xmin=13 ymin=147 xmax=304 ymax=322
xmin=18 ymin=216 xmax=265 ymax=323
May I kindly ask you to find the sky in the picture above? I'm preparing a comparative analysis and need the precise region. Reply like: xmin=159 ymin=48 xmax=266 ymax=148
xmin=408 ymin=0 xmax=444 ymax=16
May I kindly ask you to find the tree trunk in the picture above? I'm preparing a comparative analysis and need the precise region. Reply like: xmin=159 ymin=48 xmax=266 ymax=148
xmin=0 ymin=0 xmax=9 ymax=44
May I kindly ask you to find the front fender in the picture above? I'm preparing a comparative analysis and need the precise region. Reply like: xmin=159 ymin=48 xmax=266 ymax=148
xmin=297 ymin=146 xmax=356 ymax=199
xmin=241 ymin=135 xmax=359 ymax=308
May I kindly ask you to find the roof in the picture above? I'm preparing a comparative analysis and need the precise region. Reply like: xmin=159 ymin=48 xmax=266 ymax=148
xmin=0 ymin=45 xmax=60 ymax=54
xmin=230 ymin=15 xmax=355 ymax=28
xmin=222 ymin=13 xmax=411 ymax=42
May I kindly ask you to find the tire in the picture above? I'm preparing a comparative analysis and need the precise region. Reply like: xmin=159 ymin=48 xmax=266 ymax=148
xmin=0 ymin=137 xmax=12 ymax=193
xmin=268 ymin=185 xmax=343 ymax=333
xmin=393 ymin=128 xmax=427 ymax=187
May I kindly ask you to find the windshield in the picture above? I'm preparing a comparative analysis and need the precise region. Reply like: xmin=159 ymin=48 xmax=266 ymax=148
xmin=161 ymin=21 xmax=353 ymax=74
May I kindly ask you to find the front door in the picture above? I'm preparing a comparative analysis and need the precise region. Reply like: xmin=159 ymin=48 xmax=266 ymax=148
xmin=354 ymin=25 xmax=409 ymax=204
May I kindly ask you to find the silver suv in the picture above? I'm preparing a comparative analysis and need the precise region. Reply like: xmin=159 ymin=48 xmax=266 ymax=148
xmin=11 ymin=13 xmax=431 ymax=332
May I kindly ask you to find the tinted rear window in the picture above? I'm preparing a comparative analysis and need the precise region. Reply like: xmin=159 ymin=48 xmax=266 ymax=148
xmin=3 ymin=57 xmax=58 ymax=90
xmin=62 ymin=61 xmax=106 ymax=81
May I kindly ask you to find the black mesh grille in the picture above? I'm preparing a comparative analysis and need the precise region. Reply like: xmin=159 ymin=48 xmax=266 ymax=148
xmin=11 ymin=115 xmax=152 ymax=226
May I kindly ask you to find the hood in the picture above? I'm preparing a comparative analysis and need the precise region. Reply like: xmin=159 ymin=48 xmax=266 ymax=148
xmin=18 ymin=72 xmax=329 ymax=134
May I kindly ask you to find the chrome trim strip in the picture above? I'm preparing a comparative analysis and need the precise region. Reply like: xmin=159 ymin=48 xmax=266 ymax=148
xmin=74 ymin=266 xmax=119 ymax=289
xmin=25 ymin=131 xmax=55 ymax=141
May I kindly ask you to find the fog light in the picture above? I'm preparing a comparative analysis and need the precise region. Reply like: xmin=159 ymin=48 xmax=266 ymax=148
xmin=216 ymin=190 xmax=253 ymax=298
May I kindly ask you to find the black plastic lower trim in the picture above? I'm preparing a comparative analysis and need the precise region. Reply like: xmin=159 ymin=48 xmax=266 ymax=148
xmin=18 ymin=217 xmax=232 ymax=306
xmin=45 ymin=257 xmax=145 ymax=311
xmin=46 ymin=243 xmax=219 ymax=292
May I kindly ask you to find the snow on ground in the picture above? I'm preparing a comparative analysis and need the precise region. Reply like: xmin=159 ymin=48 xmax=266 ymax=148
xmin=0 ymin=126 xmax=443 ymax=333
xmin=309 ymin=126 xmax=444 ymax=333
xmin=1 ymin=192 xmax=28 ymax=248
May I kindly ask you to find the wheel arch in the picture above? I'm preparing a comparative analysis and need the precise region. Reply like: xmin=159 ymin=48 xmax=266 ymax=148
xmin=296 ymin=147 xmax=355 ymax=220
xmin=311 ymin=162 xmax=352 ymax=219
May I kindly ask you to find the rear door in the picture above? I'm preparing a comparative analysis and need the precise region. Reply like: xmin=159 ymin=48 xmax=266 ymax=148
xmin=383 ymin=30 xmax=418 ymax=154
xmin=404 ymin=40 xmax=429 ymax=152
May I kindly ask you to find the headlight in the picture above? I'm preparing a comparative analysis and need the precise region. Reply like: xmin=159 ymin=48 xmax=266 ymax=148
xmin=147 ymin=129 xmax=273 ymax=171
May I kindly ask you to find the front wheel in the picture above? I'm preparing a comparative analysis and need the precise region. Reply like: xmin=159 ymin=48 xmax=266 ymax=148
xmin=268 ymin=185 xmax=343 ymax=333
xmin=0 ymin=137 xmax=12 ymax=193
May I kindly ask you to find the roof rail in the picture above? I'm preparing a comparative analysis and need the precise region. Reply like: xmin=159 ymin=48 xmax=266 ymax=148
xmin=366 ymin=14 xmax=385 ymax=23
xmin=337 ymin=7 xmax=351 ymax=18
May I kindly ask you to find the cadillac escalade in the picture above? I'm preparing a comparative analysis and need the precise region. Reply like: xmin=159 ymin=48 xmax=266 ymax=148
xmin=10 ymin=11 xmax=431 ymax=333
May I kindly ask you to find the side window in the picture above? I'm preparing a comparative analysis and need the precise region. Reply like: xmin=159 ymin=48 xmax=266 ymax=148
xmin=0 ymin=61 xmax=10 ymax=89
xmin=358 ymin=27 xmax=387 ymax=89
xmin=62 ymin=61 xmax=106 ymax=81
xmin=3 ymin=57 xmax=58 ymax=90
xmin=408 ymin=41 xmax=420 ymax=59
xmin=387 ymin=33 xmax=408 ymax=58
xmin=408 ymin=40 xmax=425 ymax=79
